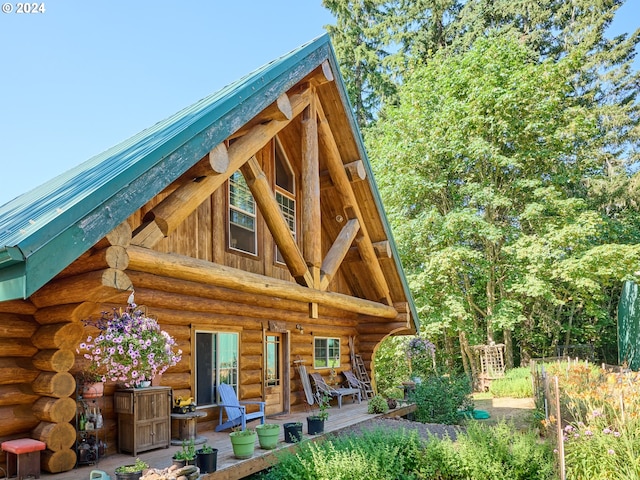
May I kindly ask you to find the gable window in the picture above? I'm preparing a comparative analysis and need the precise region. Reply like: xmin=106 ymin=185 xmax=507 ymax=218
xmin=229 ymin=171 xmax=257 ymax=255
xmin=274 ymin=139 xmax=296 ymax=263
xmin=195 ymin=331 xmax=239 ymax=406
xmin=314 ymin=337 xmax=340 ymax=369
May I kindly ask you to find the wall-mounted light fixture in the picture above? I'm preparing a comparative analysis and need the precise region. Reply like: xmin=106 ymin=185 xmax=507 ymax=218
xmin=295 ymin=324 xmax=304 ymax=334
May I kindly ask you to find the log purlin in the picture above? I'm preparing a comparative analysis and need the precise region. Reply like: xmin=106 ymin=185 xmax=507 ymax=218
xmin=127 ymin=244 xmax=398 ymax=319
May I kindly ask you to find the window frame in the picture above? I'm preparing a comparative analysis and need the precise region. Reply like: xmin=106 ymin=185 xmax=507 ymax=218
xmin=313 ymin=337 xmax=341 ymax=369
xmin=194 ymin=329 xmax=240 ymax=407
xmin=273 ymin=137 xmax=297 ymax=265
xmin=228 ymin=169 xmax=258 ymax=256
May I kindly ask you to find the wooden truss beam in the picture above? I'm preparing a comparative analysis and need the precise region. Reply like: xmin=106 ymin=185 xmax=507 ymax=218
xmin=302 ymin=93 xmax=321 ymax=284
xmin=315 ymin=98 xmax=393 ymax=305
xmin=320 ymin=218 xmax=360 ymax=290
xmin=240 ymin=157 xmax=313 ymax=287
xmin=131 ymin=89 xmax=312 ymax=248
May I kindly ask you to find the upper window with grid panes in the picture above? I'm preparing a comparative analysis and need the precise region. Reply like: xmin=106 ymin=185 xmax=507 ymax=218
xmin=228 ymin=170 xmax=257 ymax=255
xmin=274 ymin=139 xmax=296 ymax=264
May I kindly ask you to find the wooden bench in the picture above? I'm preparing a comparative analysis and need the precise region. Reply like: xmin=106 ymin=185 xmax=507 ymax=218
xmin=1 ymin=438 xmax=46 ymax=479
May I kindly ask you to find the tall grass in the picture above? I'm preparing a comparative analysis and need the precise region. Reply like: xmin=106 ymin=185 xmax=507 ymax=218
xmin=489 ymin=367 xmax=534 ymax=398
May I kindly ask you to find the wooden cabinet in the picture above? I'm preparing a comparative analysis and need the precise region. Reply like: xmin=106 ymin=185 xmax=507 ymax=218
xmin=114 ymin=386 xmax=171 ymax=456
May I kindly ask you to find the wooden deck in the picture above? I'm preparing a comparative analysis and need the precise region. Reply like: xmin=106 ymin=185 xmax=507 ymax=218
xmin=40 ymin=400 xmax=415 ymax=480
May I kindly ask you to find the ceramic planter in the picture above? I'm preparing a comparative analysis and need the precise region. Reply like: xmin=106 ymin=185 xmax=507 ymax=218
xmin=283 ymin=422 xmax=303 ymax=443
xmin=229 ymin=430 xmax=257 ymax=459
xmin=256 ymin=424 xmax=280 ymax=449
xmin=306 ymin=416 xmax=325 ymax=435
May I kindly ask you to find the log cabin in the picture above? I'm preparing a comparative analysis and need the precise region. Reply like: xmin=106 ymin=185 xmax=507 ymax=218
xmin=0 ymin=34 xmax=418 ymax=473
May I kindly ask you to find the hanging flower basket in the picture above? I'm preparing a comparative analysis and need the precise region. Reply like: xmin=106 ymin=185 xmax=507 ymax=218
xmin=77 ymin=293 xmax=182 ymax=388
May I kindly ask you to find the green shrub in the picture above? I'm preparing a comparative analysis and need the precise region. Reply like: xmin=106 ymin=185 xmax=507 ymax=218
xmin=262 ymin=423 xmax=555 ymax=480
xmin=262 ymin=428 xmax=424 ymax=480
xmin=455 ymin=421 xmax=555 ymax=480
xmin=367 ymin=395 xmax=389 ymax=414
xmin=489 ymin=367 xmax=533 ymax=398
xmin=411 ymin=374 xmax=472 ymax=425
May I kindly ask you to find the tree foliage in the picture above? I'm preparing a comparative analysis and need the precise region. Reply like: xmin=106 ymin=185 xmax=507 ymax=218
xmin=325 ymin=0 xmax=640 ymax=372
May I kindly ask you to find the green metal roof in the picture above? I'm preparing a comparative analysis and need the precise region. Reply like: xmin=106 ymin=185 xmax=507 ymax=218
xmin=0 ymin=34 xmax=419 ymax=329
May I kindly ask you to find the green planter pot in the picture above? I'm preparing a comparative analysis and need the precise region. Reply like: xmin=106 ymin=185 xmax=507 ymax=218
xmin=229 ymin=430 xmax=257 ymax=459
xmin=256 ymin=424 xmax=280 ymax=450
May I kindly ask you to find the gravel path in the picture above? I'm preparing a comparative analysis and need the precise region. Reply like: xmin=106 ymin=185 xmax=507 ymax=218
xmin=336 ymin=397 xmax=535 ymax=442
xmin=337 ymin=416 xmax=462 ymax=441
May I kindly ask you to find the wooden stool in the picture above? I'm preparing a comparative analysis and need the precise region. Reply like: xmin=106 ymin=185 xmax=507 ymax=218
xmin=1 ymin=438 xmax=46 ymax=479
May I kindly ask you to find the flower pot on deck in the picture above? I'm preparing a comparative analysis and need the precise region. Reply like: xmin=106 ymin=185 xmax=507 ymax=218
xmin=256 ymin=424 xmax=280 ymax=449
xmin=115 ymin=473 xmax=142 ymax=480
xmin=229 ymin=430 xmax=257 ymax=459
xmin=306 ymin=416 xmax=325 ymax=435
xmin=283 ymin=422 xmax=303 ymax=443
xmin=196 ymin=448 xmax=218 ymax=473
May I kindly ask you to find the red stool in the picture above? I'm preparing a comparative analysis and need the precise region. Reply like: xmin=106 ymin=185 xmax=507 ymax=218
xmin=1 ymin=438 xmax=46 ymax=479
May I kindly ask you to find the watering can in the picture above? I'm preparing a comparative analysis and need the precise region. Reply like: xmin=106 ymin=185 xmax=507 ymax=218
xmin=90 ymin=470 xmax=111 ymax=480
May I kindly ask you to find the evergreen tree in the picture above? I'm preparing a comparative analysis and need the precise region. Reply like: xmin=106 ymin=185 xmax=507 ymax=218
xmin=323 ymin=0 xmax=396 ymax=126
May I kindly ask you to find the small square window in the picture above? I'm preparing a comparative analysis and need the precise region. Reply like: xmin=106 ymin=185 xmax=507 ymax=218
xmin=314 ymin=337 xmax=340 ymax=369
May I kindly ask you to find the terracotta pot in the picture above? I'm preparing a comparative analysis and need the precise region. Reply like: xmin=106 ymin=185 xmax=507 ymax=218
xmin=81 ymin=382 xmax=104 ymax=399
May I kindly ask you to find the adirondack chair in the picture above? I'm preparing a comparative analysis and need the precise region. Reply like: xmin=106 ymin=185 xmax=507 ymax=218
xmin=215 ymin=383 xmax=266 ymax=431
xmin=342 ymin=369 xmax=374 ymax=399
xmin=310 ymin=372 xmax=361 ymax=408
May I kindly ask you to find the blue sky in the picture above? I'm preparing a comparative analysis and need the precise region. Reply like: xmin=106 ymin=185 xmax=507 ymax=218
xmin=0 ymin=1 xmax=638 ymax=206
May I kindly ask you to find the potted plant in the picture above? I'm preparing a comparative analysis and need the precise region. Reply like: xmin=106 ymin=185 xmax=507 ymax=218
xmin=229 ymin=428 xmax=257 ymax=459
xmin=114 ymin=458 xmax=148 ymax=480
xmin=256 ymin=423 xmax=280 ymax=449
xmin=367 ymin=394 xmax=389 ymax=414
xmin=77 ymin=292 xmax=182 ymax=388
xmin=172 ymin=439 xmax=196 ymax=467
xmin=307 ymin=394 xmax=330 ymax=435
xmin=196 ymin=442 xmax=218 ymax=473
xmin=283 ymin=421 xmax=303 ymax=443
xmin=77 ymin=370 xmax=104 ymax=399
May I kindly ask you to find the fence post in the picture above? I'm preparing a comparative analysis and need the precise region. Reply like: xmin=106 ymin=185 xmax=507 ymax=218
xmin=554 ymin=376 xmax=565 ymax=480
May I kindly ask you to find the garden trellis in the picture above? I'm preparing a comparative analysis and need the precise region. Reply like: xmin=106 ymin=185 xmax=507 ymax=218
xmin=471 ymin=343 xmax=505 ymax=391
